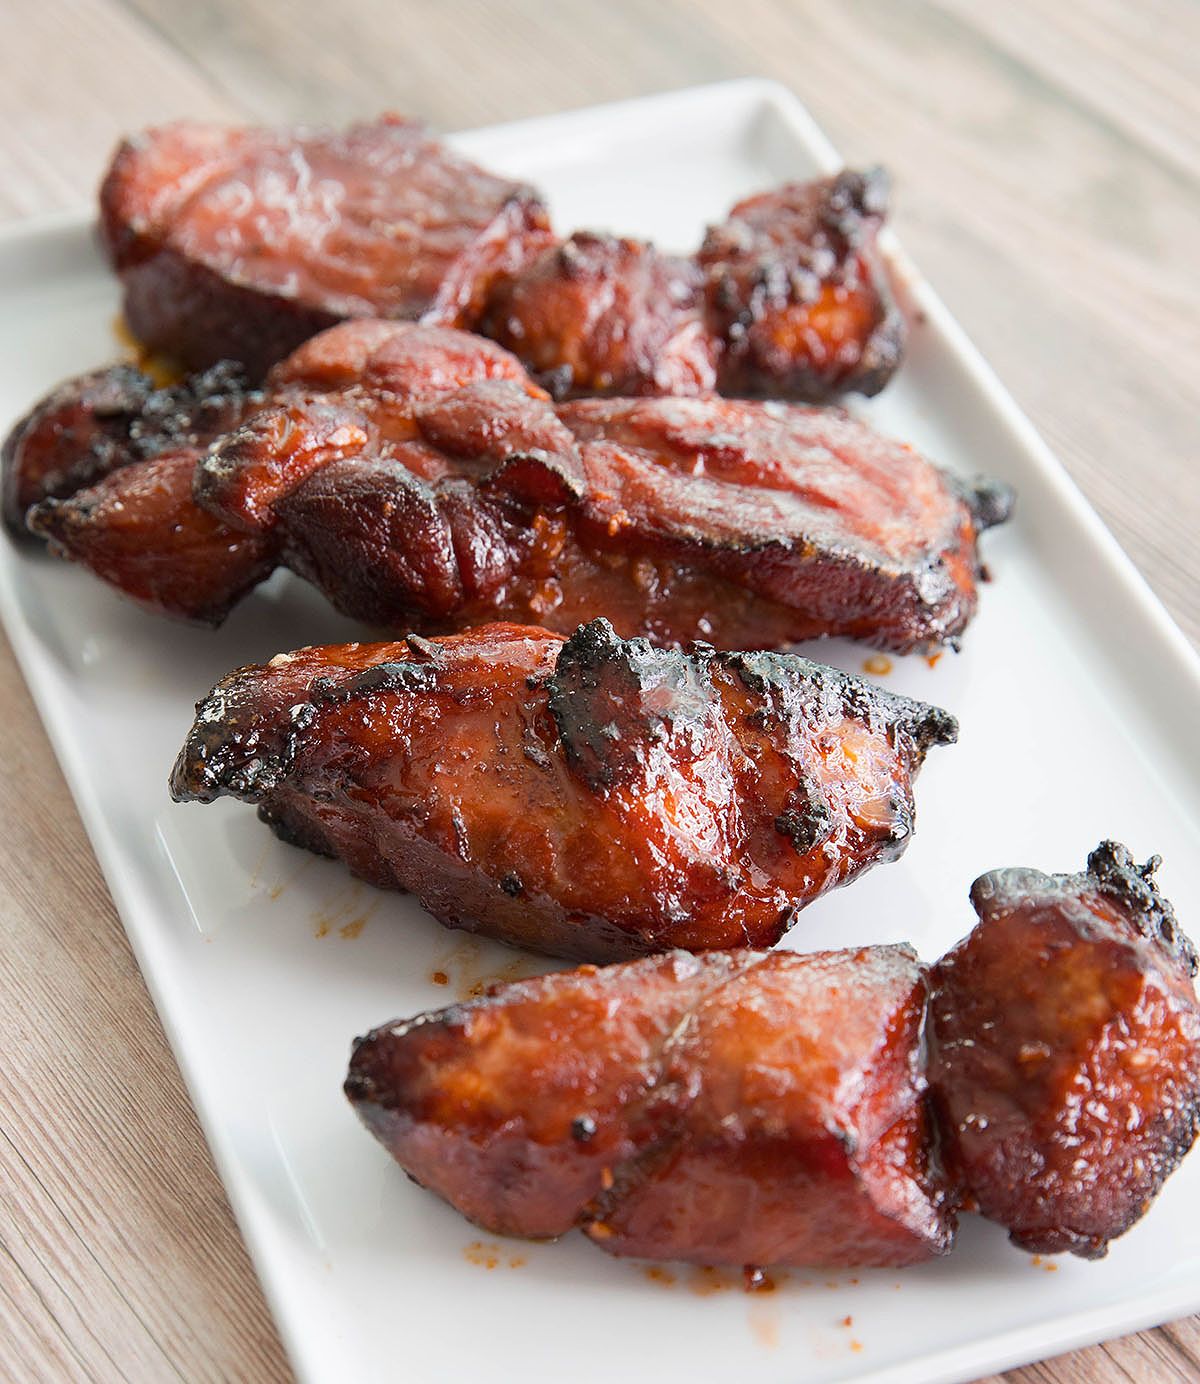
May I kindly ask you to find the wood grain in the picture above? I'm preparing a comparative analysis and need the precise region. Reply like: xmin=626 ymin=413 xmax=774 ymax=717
xmin=0 ymin=2 xmax=1196 ymax=1380
xmin=0 ymin=629 xmax=289 ymax=1384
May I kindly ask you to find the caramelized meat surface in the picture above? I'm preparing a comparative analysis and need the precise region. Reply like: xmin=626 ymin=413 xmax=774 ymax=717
xmin=547 ymin=395 xmax=1011 ymax=651
xmin=1 ymin=360 xmax=257 ymax=533
xmin=170 ymin=619 xmax=956 ymax=961
xmin=10 ymin=321 xmax=1009 ymax=650
xmin=346 ymin=947 xmax=953 ymax=1266
xmin=480 ymin=234 xmax=718 ymax=398
xmin=98 ymin=114 xmax=902 ymax=400
xmin=100 ymin=116 xmax=553 ymax=379
xmin=930 ymin=842 xmax=1200 ymax=1258
xmin=28 ymin=448 xmax=274 ymax=624
xmin=346 ymin=844 xmax=1200 ymax=1269
xmin=699 ymin=170 xmax=902 ymax=400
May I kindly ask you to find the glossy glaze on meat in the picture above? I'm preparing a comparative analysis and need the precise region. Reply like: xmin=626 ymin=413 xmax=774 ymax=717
xmin=170 ymin=619 xmax=956 ymax=960
xmin=8 ymin=321 xmax=1011 ymax=651
xmin=30 ymin=449 xmax=275 ymax=624
xmin=930 ymin=842 xmax=1200 ymax=1258
xmin=699 ymin=169 xmax=902 ymax=400
xmin=1 ymin=360 xmax=257 ymax=533
xmin=98 ymin=115 xmax=901 ymax=401
xmin=346 ymin=843 xmax=1200 ymax=1269
xmin=347 ymin=947 xmax=952 ymax=1265
xmin=480 ymin=233 xmax=719 ymax=398
xmin=100 ymin=116 xmax=554 ymax=379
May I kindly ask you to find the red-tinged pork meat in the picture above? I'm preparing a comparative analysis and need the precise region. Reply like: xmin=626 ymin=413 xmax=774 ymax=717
xmin=930 ymin=842 xmax=1200 ymax=1258
xmin=344 ymin=843 xmax=1200 ymax=1270
xmin=346 ymin=946 xmax=953 ymax=1266
xmin=170 ymin=618 xmax=956 ymax=961
xmin=28 ymin=448 xmax=274 ymax=624
xmin=11 ymin=321 xmax=1012 ymax=650
xmin=100 ymin=116 xmax=554 ymax=380
xmin=480 ymin=233 xmax=718 ymax=398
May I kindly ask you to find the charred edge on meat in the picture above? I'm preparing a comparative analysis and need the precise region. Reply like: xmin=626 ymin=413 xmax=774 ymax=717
xmin=1087 ymin=840 xmax=1194 ymax=971
xmin=168 ymin=672 xmax=318 ymax=802
xmin=948 ymin=473 xmax=1016 ymax=534
xmin=971 ymin=842 xmax=1196 ymax=977
xmin=542 ymin=618 xmax=957 ymax=794
xmin=3 ymin=360 xmax=261 ymax=532
xmin=705 ymin=167 xmax=905 ymax=402
xmin=168 ymin=648 xmax=450 ymax=803
xmin=725 ymin=647 xmax=958 ymax=761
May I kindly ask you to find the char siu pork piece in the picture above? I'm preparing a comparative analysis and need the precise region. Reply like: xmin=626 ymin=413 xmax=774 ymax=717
xmin=930 ymin=842 xmax=1200 ymax=1258
xmin=485 ymin=169 xmax=900 ymax=401
xmin=698 ymin=169 xmax=902 ymax=400
xmin=347 ymin=947 xmax=952 ymax=1265
xmin=169 ymin=619 xmax=956 ymax=961
xmin=100 ymin=116 xmax=554 ymax=381
xmin=9 ymin=321 xmax=1011 ymax=650
xmin=346 ymin=844 xmax=1200 ymax=1270
xmin=98 ymin=115 xmax=901 ymax=401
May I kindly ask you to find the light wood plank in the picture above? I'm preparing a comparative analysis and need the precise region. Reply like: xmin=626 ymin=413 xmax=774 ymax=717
xmin=936 ymin=0 xmax=1200 ymax=182
xmin=0 ymin=625 xmax=291 ymax=1383
xmin=0 ymin=0 xmax=232 ymax=221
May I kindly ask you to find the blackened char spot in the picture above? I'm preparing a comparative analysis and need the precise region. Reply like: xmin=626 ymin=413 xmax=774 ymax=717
xmin=824 ymin=166 xmax=890 ymax=242
xmin=545 ymin=618 xmax=718 ymax=791
xmin=316 ymin=661 xmax=442 ymax=700
xmin=971 ymin=842 xmax=1197 ymax=978
xmin=954 ymin=474 xmax=1016 ymax=533
xmin=724 ymin=649 xmax=957 ymax=763
xmin=774 ymin=786 xmax=836 ymax=853
xmin=1086 ymin=841 xmax=1195 ymax=970
xmin=168 ymin=676 xmax=315 ymax=803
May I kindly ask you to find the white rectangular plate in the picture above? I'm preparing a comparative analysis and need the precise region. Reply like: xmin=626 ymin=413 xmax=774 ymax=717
xmin=2 ymin=80 xmax=1199 ymax=1384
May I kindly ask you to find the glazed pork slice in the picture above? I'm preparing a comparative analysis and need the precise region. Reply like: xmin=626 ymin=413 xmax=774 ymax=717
xmin=930 ymin=841 xmax=1200 ymax=1258
xmin=98 ymin=112 xmax=902 ymax=401
xmin=346 ymin=946 xmax=952 ymax=1266
xmin=484 ymin=168 xmax=902 ymax=403
xmin=699 ymin=169 xmax=902 ymax=400
xmin=195 ymin=321 xmax=1012 ymax=652
xmin=10 ymin=320 xmax=1012 ymax=651
xmin=201 ymin=380 xmax=1010 ymax=653
xmin=100 ymin=116 xmax=554 ymax=380
xmin=346 ymin=843 xmax=1200 ymax=1269
xmin=169 ymin=618 xmax=957 ymax=962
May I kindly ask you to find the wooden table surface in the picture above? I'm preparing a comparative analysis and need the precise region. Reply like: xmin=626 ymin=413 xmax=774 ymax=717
xmin=2 ymin=2 xmax=1197 ymax=1380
